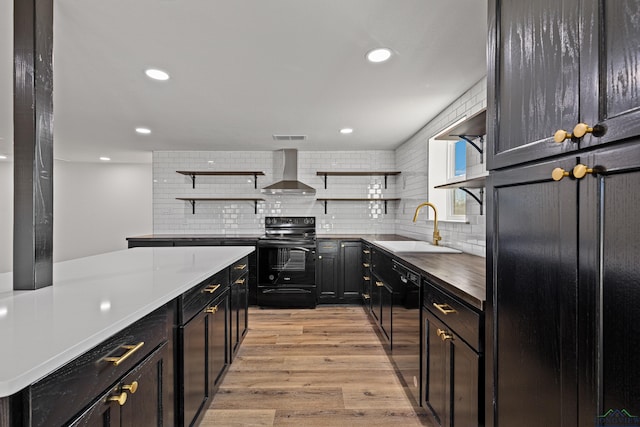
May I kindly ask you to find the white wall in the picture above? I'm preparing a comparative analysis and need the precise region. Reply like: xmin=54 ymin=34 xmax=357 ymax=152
xmin=0 ymin=160 xmax=152 ymax=273
xmin=395 ymin=77 xmax=487 ymax=257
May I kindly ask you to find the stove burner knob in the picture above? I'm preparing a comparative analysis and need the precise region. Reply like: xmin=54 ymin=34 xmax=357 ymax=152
xmin=268 ymin=275 xmax=275 ymax=281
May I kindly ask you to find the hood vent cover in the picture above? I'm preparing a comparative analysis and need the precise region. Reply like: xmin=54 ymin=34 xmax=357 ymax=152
xmin=262 ymin=149 xmax=316 ymax=195
xmin=272 ymin=134 xmax=307 ymax=141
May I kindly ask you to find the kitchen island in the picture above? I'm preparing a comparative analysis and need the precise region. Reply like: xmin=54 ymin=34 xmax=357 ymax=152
xmin=0 ymin=245 xmax=253 ymax=426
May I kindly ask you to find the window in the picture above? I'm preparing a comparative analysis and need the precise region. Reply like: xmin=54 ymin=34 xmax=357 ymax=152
xmin=428 ymin=119 xmax=467 ymax=222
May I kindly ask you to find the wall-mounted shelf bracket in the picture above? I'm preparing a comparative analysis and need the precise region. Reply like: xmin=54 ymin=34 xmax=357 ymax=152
xmin=457 ymin=135 xmax=484 ymax=162
xmin=459 ymin=188 xmax=484 ymax=215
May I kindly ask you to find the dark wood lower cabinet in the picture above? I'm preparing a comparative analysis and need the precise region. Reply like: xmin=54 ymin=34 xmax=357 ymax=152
xmin=230 ymin=273 xmax=248 ymax=358
xmin=179 ymin=288 xmax=230 ymax=427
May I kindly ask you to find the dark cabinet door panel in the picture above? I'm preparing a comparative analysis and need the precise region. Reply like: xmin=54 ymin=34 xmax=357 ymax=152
xmin=492 ymin=160 xmax=578 ymax=426
xmin=424 ymin=311 xmax=450 ymax=426
xmin=341 ymin=242 xmax=362 ymax=302
xmin=489 ymin=0 xmax=580 ymax=168
xmin=581 ymin=0 xmax=640 ymax=149
xmin=452 ymin=339 xmax=480 ymax=427
xmin=181 ymin=312 xmax=208 ymax=426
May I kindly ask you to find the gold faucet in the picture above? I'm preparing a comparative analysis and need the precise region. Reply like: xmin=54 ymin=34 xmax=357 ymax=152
xmin=412 ymin=202 xmax=442 ymax=246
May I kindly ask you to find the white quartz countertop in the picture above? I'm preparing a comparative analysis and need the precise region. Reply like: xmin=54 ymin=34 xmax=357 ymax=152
xmin=0 ymin=246 xmax=254 ymax=397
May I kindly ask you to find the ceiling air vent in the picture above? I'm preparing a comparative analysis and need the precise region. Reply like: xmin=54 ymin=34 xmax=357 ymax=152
xmin=272 ymin=134 xmax=307 ymax=141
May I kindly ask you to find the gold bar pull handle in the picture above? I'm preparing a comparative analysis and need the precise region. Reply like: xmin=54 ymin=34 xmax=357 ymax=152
xmin=363 ymin=294 xmax=370 ymax=300
xmin=234 ymin=264 xmax=247 ymax=270
xmin=437 ymin=329 xmax=453 ymax=341
xmin=234 ymin=278 xmax=246 ymax=285
xmin=108 ymin=392 xmax=128 ymax=406
xmin=363 ymin=263 xmax=370 ymax=268
xmin=104 ymin=342 xmax=145 ymax=366
xmin=433 ymin=303 xmax=457 ymax=315
xmin=122 ymin=381 xmax=138 ymax=394
xmin=376 ymin=281 xmax=384 ymax=287
xmin=205 ymin=305 xmax=219 ymax=314
xmin=362 ymin=250 xmax=371 ymax=254
xmin=203 ymin=284 xmax=221 ymax=294
xmin=363 ymin=276 xmax=371 ymax=281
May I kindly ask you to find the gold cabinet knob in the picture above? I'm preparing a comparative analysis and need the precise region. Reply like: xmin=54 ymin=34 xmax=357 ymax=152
xmin=363 ymin=276 xmax=371 ymax=281
xmin=376 ymin=281 xmax=384 ymax=287
xmin=108 ymin=392 xmax=128 ymax=406
xmin=363 ymin=263 xmax=370 ymax=268
xmin=554 ymin=129 xmax=573 ymax=143
xmin=552 ymin=167 xmax=570 ymax=181
xmin=122 ymin=381 xmax=138 ymax=394
xmin=572 ymin=122 xmax=597 ymax=139
xmin=573 ymin=164 xmax=595 ymax=179
xmin=363 ymin=293 xmax=370 ymax=300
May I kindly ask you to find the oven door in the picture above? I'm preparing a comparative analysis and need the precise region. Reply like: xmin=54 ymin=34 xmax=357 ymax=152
xmin=258 ymin=243 xmax=316 ymax=286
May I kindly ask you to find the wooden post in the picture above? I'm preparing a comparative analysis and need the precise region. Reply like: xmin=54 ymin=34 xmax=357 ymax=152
xmin=13 ymin=0 xmax=54 ymax=290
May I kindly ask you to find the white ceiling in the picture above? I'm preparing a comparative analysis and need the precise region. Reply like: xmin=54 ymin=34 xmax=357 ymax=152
xmin=0 ymin=0 xmax=487 ymax=163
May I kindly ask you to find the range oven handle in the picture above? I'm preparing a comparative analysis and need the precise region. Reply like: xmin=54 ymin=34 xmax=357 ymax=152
xmin=262 ymin=288 xmax=312 ymax=294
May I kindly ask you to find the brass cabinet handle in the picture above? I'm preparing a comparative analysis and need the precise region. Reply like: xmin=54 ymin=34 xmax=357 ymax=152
xmin=203 ymin=284 xmax=221 ymax=294
xmin=363 ymin=294 xmax=370 ymax=299
xmin=376 ymin=281 xmax=384 ymax=287
xmin=433 ymin=303 xmax=457 ymax=315
xmin=234 ymin=264 xmax=247 ymax=270
xmin=363 ymin=276 xmax=371 ymax=281
xmin=572 ymin=164 xmax=595 ymax=179
xmin=104 ymin=342 xmax=145 ymax=366
xmin=108 ymin=392 xmax=128 ymax=406
xmin=122 ymin=381 xmax=138 ymax=394
xmin=552 ymin=167 xmax=570 ymax=181
xmin=437 ymin=328 xmax=453 ymax=341
xmin=553 ymin=129 xmax=574 ymax=143
xmin=363 ymin=263 xmax=370 ymax=268
xmin=234 ymin=278 xmax=246 ymax=285
xmin=363 ymin=250 xmax=370 ymax=254
xmin=205 ymin=305 xmax=219 ymax=314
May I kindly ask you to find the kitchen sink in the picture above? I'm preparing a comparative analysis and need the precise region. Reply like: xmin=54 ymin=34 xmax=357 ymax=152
xmin=372 ymin=240 xmax=462 ymax=254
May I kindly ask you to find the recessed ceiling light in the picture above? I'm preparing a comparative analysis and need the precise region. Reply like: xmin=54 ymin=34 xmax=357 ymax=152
xmin=0 ymin=155 xmax=7 ymax=160
xmin=136 ymin=127 xmax=151 ymax=134
xmin=340 ymin=128 xmax=354 ymax=134
xmin=366 ymin=48 xmax=392 ymax=63
xmin=145 ymin=68 xmax=170 ymax=81
xmin=99 ymin=157 xmax=111 ymax=161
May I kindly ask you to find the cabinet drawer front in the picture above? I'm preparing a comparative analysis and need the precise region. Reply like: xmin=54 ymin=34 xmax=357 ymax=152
xmin=30 ymin=305 xmax=169 ymax=427
xmin=317 ymin=240 xmax=338 ymax=254
xmin=424 ymin=283 xmax=480 ymax=350
xmin=181 ymin=269 xmax=229 ymax=324
xmin=230 ymin=256 xmax=249 ymax=283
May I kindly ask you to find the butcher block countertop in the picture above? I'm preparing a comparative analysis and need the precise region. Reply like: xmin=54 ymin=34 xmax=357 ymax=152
xmin=0 ymin=246 xmax=254 ymax=397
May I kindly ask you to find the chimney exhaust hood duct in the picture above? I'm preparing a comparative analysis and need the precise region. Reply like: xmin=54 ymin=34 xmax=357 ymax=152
xmin=262 ymin=149 xmax=316 ymax=195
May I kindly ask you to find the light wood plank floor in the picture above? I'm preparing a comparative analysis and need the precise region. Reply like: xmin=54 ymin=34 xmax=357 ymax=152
xmin=204 ymin=306 xmax=436 ymax=427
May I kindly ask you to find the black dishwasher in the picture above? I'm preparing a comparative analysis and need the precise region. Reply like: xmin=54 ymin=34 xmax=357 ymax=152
xmin=391 ymin=260 xmax=422 ymax=407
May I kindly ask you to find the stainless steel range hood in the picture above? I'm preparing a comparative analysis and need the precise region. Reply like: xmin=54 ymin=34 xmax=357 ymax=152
xmin=262 ymin=149 xmax=316 ymax=195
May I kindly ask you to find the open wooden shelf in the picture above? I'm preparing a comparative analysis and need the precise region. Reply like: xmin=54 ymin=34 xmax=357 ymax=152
xmin=176 ymin=171 xmax=265 ymax=188
xmin=316 ymin=198 xmax=401 ymax=214
xmin=434 ymin=174 xmax=487 ymax=215
xmin=176 ymin=197 xmax=265 ymax=214
xmin=316 ymin=171 xmax=401 ymax=189
xmin=433 ymin=109 xmax=487 ymax=163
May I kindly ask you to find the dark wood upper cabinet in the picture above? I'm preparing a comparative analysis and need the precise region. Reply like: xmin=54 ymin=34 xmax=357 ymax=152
xmin=487 ymin=0 xmax=640 ymax=170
